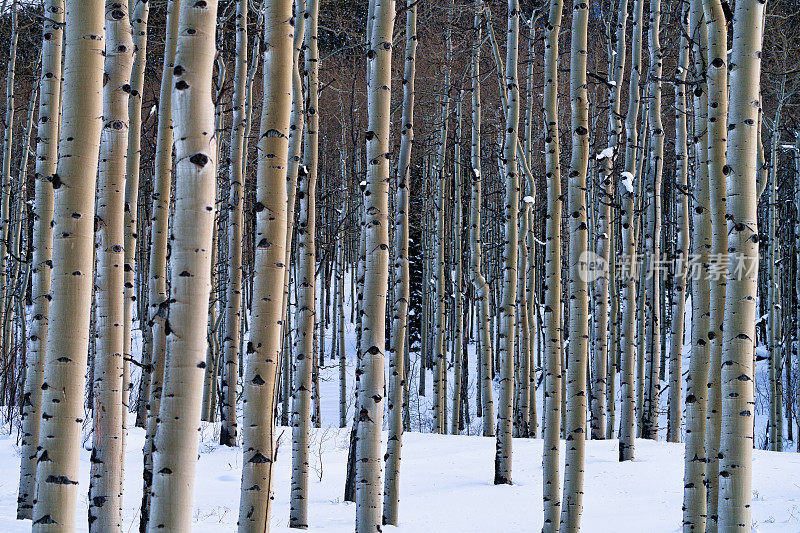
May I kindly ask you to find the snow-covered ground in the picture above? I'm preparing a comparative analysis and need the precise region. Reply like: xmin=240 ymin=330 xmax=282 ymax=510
xmin=0 ymin=417 xmax=799 ymax=531
xmin=2 ymin=274 xmax=798 ymax=531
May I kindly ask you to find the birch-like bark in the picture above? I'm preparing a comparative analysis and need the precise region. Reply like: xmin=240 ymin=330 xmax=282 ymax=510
xmin=433 ymin=0 xmax=452 ymax=434
xmin=280 ymin=0 xmax=306 ymax=429
xmin=560 ymin=0 xmax=589 ymax=527
xmin=641 ymin=0 xmax=664 ymax=441
xmin=618 ymin=0 xmax=645 ymax=462
xmin=668 ymin=11 xmax=689 ymax=444
xmin=452 ymin=94 xmax=464 ymax=436
xmin=141 ymin=1 xmax=180 ymax=525
xmin=542 ymin=0 xmax=564 ymax=523
xmin=356 ymin=0 xmax=394 ymax=529
xmin=515 ymin=195 xmax=532 ymax=438
xmin=17 ymin=0 xmax=63 ymax=519
xmin=524 ymin=18 xmax=537 ymax=440
xmin=469 ymin=0 xmax=495 ymax=437
xmin=795 ymin=132 xmax=800 ymax=455
xmin=220 ymin=0 xmax=249 ymax=448
xmin=494 ymin=0 xmax=520 ymax=486
xmin=383 ymin=0 xmax=415 ymax=523
xmin=702 ymin=0 xmax=729 ymax=523
xmin=32 ymin=1 xmax=104 ymax=529
xmin=0 ymin=0 xmax=17 ymax=365
xmin=88 ymin=3 xmax=133 ymax=528
xmin=682 ymin=0 xmax=710 ymax=526
xmin=289 ymin=0 xmax=319 ymax=525
xmin=767 ymin=141 xmax=779 ymax=451
xmin=237 ymin=1 xmax=293 ymax=529
xmin=128 ymin=0 xmax=151 ymax=431
xmin=147 ymin=0 xmax=218 ymax=529
xmin=338 ymin=131 xmax=348 ymax=429
xmin=718 ymin=1 xmax=765 ymax=528
xmin=592 ymin=0 xmax=628 ymax=441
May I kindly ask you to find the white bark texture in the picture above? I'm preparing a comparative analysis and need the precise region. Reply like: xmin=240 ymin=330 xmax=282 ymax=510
xmin=237 ymin=1 xmax=294 ymax=530
xmin=702 ymin=0 xmax=729 ymax=523
xmin=356 ymin=0 xmax=394 ymax=529
xmin=220 ymin=0 xmax=249 ymax=448
xmin=560 ymin=0 xmax=589 ymax=527
xmin=469 ymin=0 xmax=495 ymax=437
xmin=32 ymin=0 xmax=104 ymax=528
xmin=147 ymin=0 xmax=219 ymax=529
xmin=494 ymin=0 xmax=520 ymax=486
xmin=718 ymin=1 xmax=765 ymax=528
xmin=88 ymin=3 xmax=133 ymax=529
xmin=17 ymin=0 xmax=63 ymax=519
xmin=383 ymin=0 xmax=415 ymax=524
xmin=542 ymin=0 xmax=563 ymax=524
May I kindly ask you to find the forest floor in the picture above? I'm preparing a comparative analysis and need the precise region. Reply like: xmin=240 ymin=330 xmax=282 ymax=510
xmin=0 ymin=414 xmax=798 ymax=532
xmin=1 ymin=283 xmax=797 ymax=531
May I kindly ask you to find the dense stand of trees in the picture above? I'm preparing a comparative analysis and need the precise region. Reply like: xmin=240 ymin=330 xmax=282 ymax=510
xmin=0 ymin=0 xmax=795 ymax=531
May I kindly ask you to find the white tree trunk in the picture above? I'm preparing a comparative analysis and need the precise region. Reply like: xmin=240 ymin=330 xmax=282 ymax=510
xmin=718 ymin=1 xmax=765 ymax=528
xmin=141 ymin=1 xmax=181 ymax=525
xmin=542 ymin=0 xmax=564 ymax=523
xmin=469 ymin=0 xmax=495 ymax=437
xmin=32 ymin=0 xmax=105 ymax=529
xmin=560 ymin=0 xmax=589 ymax=527
xmin=356 ymin=0 xmax=394 ymax=529
xmin=147 ymin=0 xmax=219 ymax=529
xmin=702 ymin=0 xmax=729 ymax=523
xmin=383 ymin=0 xmax=415 ymax=523
xmin=237 ymin=2 xmax=294 ymax=530
xmin=17 ymin=0 xmax=63 ymax=519
xmin=494 ymin=0 xmax=520 ymax=486
xmin=220 ymin=0 xmax=249 ymax=448
xmin=682 ymin=0 xmax=711 ymax=527
xmin=88 ymin=3 xmax=133 ymax=528
xmin=617 ymin=0 xmax=645 ymax=462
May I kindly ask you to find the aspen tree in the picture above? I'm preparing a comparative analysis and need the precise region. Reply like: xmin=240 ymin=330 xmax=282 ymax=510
xmin=494 ymin=0 xmax=520 ymax=486
xmin=542 ymin=0 xmax=564 ymax=522
xmin=795 ymin=132 xmax=800 ymax=455
xmin=146 ymin=0 xmax=219 ymax=529
xmin=127 ymin=0 xmax=151 ymax=430
xmin=356 ymin=0 xmax=394 ymax=528
xmin=560 ymin=0 xmax=589 ymax=527
xmin=641 ymin=0 xmax=664 ymax=441
xmin=237 ymin=1 xmax=294 ymax=529
xmin=31 ymin=0 xmax=104 ymax=528
xmin=88 ymin=2 xmax=133 ymax=528
xmin=703 ymin=0 xmax=729 ymax=523
xmin=592 ymin=0 xmax=628 ymax=441
xmin=618 ymin=0 xmax=645 ymax=462
xmin=515 ymin=194 xmax=532 ymax=438
xmin=433 ymin=0 xmax=452 ymax=434
xmin=717 ymin=1 xmax=765 ymax=528
xmin=338 ymin=128 xmax=348 ymax=429
xmin=767 ymin=152 xmax=779 ymax=451
xmin=0 ymin=0 xmax=17 ymax=363
xmin=523 ymin=18 xmax=537 ymax=440
xmin=280 ymin=0 xmax=305 ymax=430
xmin=668 ymin=10 xmax=689 ymax=444
xmin=220 ymin=0 xmax=249 ymax=448
xmin=17 ymin=0 xmax=63 ymax=519
xmin=383 ymin=0 xmax=415 ymax=523
xmin=469 ymin=0 xmax=495 ymax=437
xmin=452 ymin=94 xmax=465 ymax=436
xmin=682 ymin=0 xmax=711 ymax=526
xmin=141 ymin=1 xmax=180 ymax=524
xmin=290 ymin=0 xmax=319 ymax=524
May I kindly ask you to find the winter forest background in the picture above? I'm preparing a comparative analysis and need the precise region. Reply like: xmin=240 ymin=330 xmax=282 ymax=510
xmin=0 ymin=0 xmax=797 ymax=531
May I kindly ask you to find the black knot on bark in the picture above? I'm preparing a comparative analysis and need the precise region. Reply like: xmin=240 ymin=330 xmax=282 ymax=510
xmin=189 ymin=153 xmax=208 ymax=167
